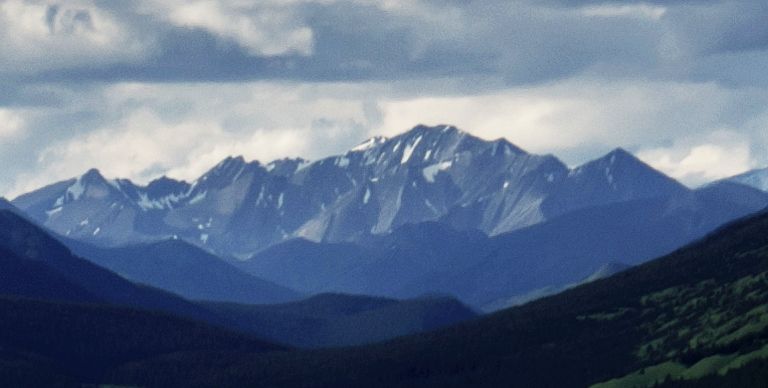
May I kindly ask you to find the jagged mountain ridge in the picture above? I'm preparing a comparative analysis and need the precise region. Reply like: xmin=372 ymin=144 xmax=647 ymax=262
xmin=241 ymin=185 xmax=768 ymax=310
xmin=106 ymin=201 xmax=768 ymax=388
xmin=12 ymin=125 xmax=688 ymax=256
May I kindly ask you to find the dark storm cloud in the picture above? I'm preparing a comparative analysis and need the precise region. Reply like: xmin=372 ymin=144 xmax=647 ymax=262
xmin=0 ymin=0 xmax=762 ymax=89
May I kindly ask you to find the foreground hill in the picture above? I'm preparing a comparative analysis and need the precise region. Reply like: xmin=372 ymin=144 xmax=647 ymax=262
xmin=65 ymin=238 xmax=302 ymax=305
xmin=204 ymin=293 xmax=477 ymax=348
xmin=0 ymin=210 xmax=218 ymax=323
xmin=107 ymin=209 xmax=768 ymax=387
xmin=0 ymin=208 xmax=482 ymax=385
xmin=0 ymin=296 xmax=284 ymax=386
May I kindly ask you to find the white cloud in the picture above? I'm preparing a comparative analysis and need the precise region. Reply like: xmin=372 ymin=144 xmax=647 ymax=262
xmin=29 ymin=109 xmax=309 ymax=185
xmin=5 ymin=77 xmax=768 ymax=196
xmin=376 ymin=80 xmax=748 ymax=160
xmin=0 ymin=109 xmax=24 ymax=139
xmin=581 ymin=4 xmax=667 ymax=20
xmin=637 ymin=132 xmax=754 ymax=187
xmin=6 ymin=81 xmax=373 ymax=196
xmin=0 ymin=0 xmax=150 ymax=72
xmin=141 ymin=0 xmax=314 ymax=56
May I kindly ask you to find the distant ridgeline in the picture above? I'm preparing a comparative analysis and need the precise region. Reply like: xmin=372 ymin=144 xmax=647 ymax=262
xmin=10 ymin=125 xmax=768 ymax=310
xmin=0 ymin=208 xmax=476 ymax=385
xmin=106 ymin=208 xmax=768 ymax=387
xmin=1 ymin=125 xmax=768 ymax=386
xmin=10 ymin=124 xmax=709 ymax=256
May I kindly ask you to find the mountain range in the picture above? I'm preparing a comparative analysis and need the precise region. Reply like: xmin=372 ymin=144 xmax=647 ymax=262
xmin=0 ymin=209 xmax=218 ymax=324
xmin=10 ymin=125 xmax=768 ymax=309
xmin=4 ymin=198 xmax=768 ymax=386
xmin=241 ymin=187 xmax=768 ymax=310
xmin=11 ymin=125 xmax=696 ymax=257
xmin=104 ymin=199 xmax=768 ymax=387
xmin=0 ymin=208 xmax=471 ymax=348
xmin=2 ymin=124 xmax=768 ymax=386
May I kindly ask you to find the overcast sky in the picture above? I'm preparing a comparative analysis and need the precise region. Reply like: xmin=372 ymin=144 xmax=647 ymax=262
xmin=1 ymin=0 xmax=768 ymax=197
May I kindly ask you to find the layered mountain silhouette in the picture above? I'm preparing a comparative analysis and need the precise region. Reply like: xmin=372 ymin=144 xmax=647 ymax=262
xmin=0 ymin=209 xmax=475 ymax=370
xmin=0 ymin=296 xmax=284 ymax=385
xmin=64 ymin=238 xmax=302 ymax=305
xmin=11 ymin=125 xmax=768 ymax=309
xmin=12 ymin=125 xmax=697 ymax=257
xmin=242 ymin=187 xmax=768 ymax=310
xmin=0 ymin=210 xmax=218 ymax=323
xmin=204 ymin=293 xmax=477 ymax=348
xmin=3 ymin=124 xmax=768 ymax=386
xmin=105 ymin=208 xmax=768 ymax=388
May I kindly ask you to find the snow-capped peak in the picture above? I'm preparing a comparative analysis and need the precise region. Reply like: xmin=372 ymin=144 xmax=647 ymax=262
xmin=266 ymin=157 xmax=310 ymax=176
xmin=64 ymin=168 xmax=111 ymax=201
xmin=351 ymin=136 xmax=388 ymax=152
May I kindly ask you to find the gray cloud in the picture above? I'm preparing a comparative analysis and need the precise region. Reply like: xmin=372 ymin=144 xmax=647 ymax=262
xmin=0 ymin=0 xmax=762 ymax=87
xmin=1 ymin=0 xmax=768 ymax=195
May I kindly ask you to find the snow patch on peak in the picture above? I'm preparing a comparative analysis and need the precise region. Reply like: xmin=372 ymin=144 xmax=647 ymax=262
xmin=422 ymin=160 xmax=453 ymax=183
xmin=66 ymin=177 xmax=86 ymax=201
xmin=295 ymin=159 xmax=313 ymax=172
xmin=231 ymin=164 xmax=246 ymax=182
xmin=605 ymin=167 xmax=615 ymax=186
xmin=392 ymin=141 xmax=402 ymax=153
xmin=352 ymin=136 xmax=387 ymax=152
xmin=45 ymin=207 xmax=62 ymax=218
xmin=107 ymin=179 xmax=123 ymax=191
xmin=335 ymin=156 xmax=350 ymax=168
xmin=137 ymin=192 xmax=186 ymax=211
xmin=188 ymin=191 xmax=207 ymax=205
xmin=401 ymin=135 xmax=423 ymax=164
xmin=219 ymin=155 xmax=246 ymax=168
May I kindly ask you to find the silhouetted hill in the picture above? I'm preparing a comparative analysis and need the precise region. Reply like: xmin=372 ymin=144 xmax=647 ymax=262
xmin=0 ymin=296 xmax=284 ymax=385
xmin=204 ymin=293 xmax=477 ymax=348
xmin=0 ymin=210 xmax=217 ymax=324
xmin=66 ymin=238 xmax=302 ymax=305
xmin=106 ymin=209 xmax=768 ymax=387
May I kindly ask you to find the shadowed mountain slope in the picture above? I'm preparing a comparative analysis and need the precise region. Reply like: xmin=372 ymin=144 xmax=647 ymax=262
xmin=107 ymin=208 xmax=768 ymax=387
xmin=65 ymin=238 xmax=302 ymax=305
